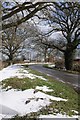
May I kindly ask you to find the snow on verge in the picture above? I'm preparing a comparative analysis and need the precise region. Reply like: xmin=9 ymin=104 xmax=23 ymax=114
xmin=39 ymin=114 xmax=78 ymax=119
xmin=48 ymin=64 xmax=55 ymax=68
xmin=0 ymin=65 xmax=21 ymax=81
xmin=0 ymin=64 xmax=47 ymax=81
xmin=0 ymin=89 xmax=67 ymax=118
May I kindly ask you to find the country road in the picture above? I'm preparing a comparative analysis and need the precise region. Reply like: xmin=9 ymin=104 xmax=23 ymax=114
xmin=29 ymin=64 xmax=80 ymax=93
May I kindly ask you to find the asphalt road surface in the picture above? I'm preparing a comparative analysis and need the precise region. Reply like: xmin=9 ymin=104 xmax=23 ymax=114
xmin=29 ymin=64 xmax=80 ymax=93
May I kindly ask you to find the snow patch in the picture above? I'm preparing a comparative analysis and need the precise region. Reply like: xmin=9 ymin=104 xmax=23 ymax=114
xmin=0 ymin=89 xmax=67 ymax=118
xmin=0 ymin=114 xmax=2 ymax=120
xmin=48 ymin=64 xmax=55 ymax=68
xmin=0 ymin=65 xmax=22 ymax=81
xmin=71 ymin=110 xmax=78 ymax=114
xmin=0 ymin=64 xmax=47 ymax=81
xmin=36 ymin=86 xmax=53 ymax=92
xmin=39 ymin=114 xmax=78 ymax=118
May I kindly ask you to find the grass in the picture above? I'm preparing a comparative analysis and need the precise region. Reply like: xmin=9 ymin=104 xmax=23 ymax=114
xmin=8 ymin=116 xmax=38 ymax=120
xmin=21 ymin=64 xmax=29 ymax=68
xmin=1 ymin=65 xmax=79 ymax=119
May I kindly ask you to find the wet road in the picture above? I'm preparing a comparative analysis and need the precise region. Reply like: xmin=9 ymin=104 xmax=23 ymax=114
xmin=29 ymin=64 xmax=80 ymax=92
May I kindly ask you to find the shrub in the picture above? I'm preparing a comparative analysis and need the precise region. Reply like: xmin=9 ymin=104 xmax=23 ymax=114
xmin=55 ymin=59 xmax=65 ymax=69
xmin=72 ymin=63 xmax=80 ymax=72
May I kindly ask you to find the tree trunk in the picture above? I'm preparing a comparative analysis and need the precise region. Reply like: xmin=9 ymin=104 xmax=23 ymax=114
xmin=64 ymin=51 xmax=74 ymax=70
xmin=9 ymin=54 xmax=13 ymax=65
xmin=44 ymin=53 xmax=47 ymax=62
xmin=44 ymin=48 xmax=47 ymax=62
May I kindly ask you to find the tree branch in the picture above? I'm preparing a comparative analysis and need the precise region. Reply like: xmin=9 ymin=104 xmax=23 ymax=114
xmin=2 ymin=3 xmax=52 ymax=30
xmin=41 ymin=41 xmax=65 ymax=53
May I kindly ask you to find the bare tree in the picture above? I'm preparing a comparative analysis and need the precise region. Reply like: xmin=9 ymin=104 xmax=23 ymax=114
xmin=1 ymin=1 xmax=80 ymax=70
xmin=2 ymin=27 xmax=25 ymax=64
xmin=39 ymin=2 xmax=80 ymax=70
xmin=2 ymin=1 xmax=52 ymax=30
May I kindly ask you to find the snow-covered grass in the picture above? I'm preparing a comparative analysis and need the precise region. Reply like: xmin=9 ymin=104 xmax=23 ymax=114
xmin=48 ymin=64 xmax=55 ymax=68
xmin=0 ymin=64 xmax=47 ymax=81
xmin=43 ymin=63 xmax=55 ymax=69
xmin=35 ymin=86 xmax=53 ymax=92
xmin=0 ymin=64 xmax=79 ymax=119
xmin=39 ymin=114 xmax=78 ymax=118
xmin=0 ymin=88 xmax=67 ymax=118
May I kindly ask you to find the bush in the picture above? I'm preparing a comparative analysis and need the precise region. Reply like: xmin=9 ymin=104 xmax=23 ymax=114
xmin=55 ymin=59 xmax=65 ymax=69
xmin=72 ymin=63 xmax=80 ymax=72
